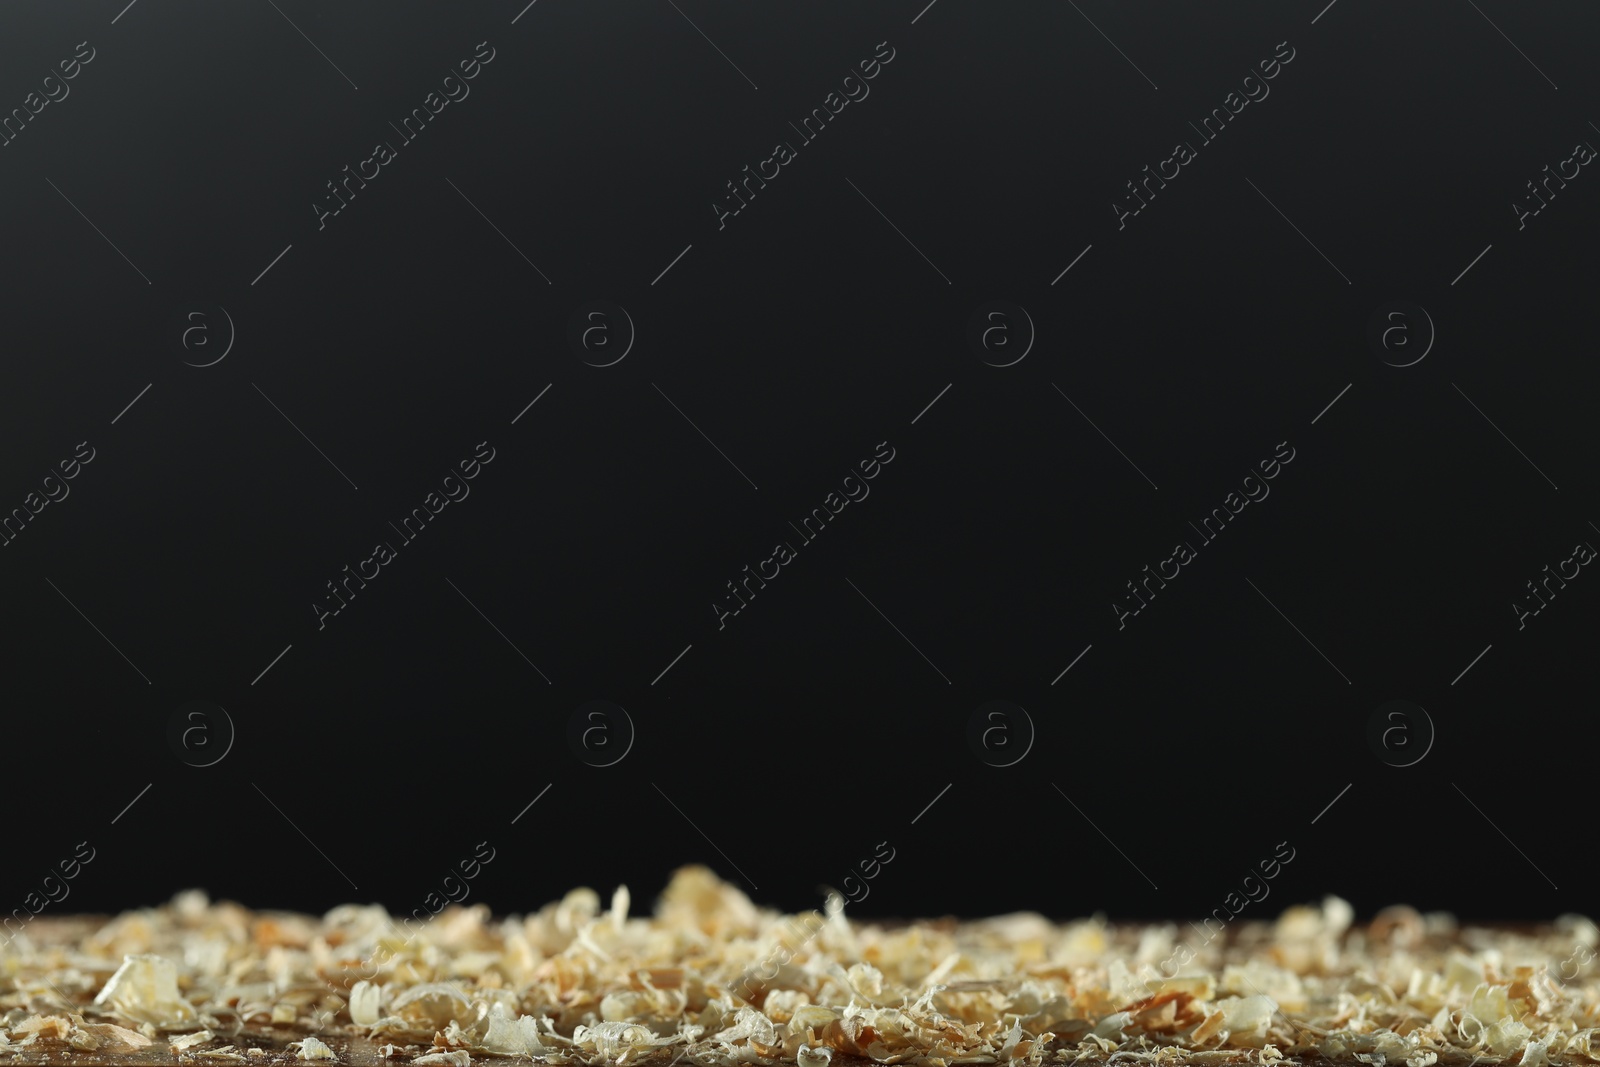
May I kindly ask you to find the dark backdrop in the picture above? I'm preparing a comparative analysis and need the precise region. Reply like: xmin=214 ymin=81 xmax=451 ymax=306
xmin=1 ymin=0 xmax=1595 ymax=928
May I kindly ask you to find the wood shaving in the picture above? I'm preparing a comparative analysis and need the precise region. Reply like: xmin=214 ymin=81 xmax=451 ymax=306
xmin=290 ymin=1037 xmax=338 ymax=1061
xmin=172 ymin=1029 xmax=217 ymax=1051
xmin=1 ymin=867 xmax=1596 ymax=1067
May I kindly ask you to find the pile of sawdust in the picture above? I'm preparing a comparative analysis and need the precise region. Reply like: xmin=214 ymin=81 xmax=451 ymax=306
xmin=2 ymin=867 xmax=1596 ymax=1067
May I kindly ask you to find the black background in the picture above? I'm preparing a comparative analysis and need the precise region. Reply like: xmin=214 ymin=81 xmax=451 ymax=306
xmin=1 ymin=0 xmax=1596 ymax=927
